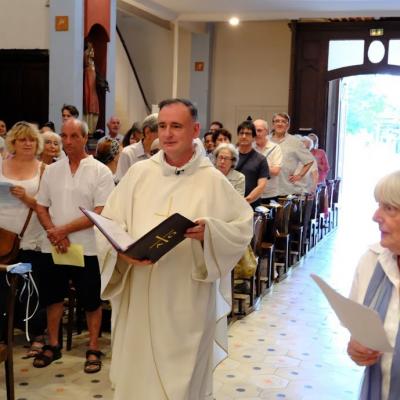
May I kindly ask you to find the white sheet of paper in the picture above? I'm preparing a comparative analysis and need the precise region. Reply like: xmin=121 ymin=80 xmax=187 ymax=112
xmin=81 ymin=208 xmax=134 ymax=251
xmin=311 ymin=274 xmax=393 ymax=353
xmin=0 ymin=182 xmax=20 ymax=206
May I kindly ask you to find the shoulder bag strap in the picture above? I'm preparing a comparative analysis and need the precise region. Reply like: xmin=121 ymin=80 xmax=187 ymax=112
xmin=19 ymin=162 xmax=46 ymax=239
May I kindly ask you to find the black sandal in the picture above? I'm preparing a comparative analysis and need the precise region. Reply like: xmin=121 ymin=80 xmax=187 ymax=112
xmin=33 ymin=344 xmax=62 ymax=368
xmin=84 ymin=349 xmax=103 ymax=374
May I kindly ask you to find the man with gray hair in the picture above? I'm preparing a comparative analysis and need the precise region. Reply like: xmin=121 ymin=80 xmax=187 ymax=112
xmin=97 ymin=115 xmax=123 ymax=145
xmin=115 ymin=113 xmax=158 ymax=182
xmin=34 ymin=118 xmax=115 ymax=372
xmin=253 ymin=119 xmax=283 ymax=201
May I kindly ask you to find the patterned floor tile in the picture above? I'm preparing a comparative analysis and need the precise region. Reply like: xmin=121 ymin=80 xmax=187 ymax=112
xmin=1 ymin=228 xmax=366 ymax=400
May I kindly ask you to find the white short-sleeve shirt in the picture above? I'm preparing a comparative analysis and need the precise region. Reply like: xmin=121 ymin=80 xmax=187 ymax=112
xmin=37 ymin=156 xmax=115 ymax=255
xmin=255 ymin=141 xmax=283 ymax=198
xmin=115 ymin=141 xmax=149 ymax=182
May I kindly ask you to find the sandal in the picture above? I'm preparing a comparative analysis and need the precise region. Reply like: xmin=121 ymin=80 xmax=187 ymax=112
xmin=33 ymin=345 xmax=62 ymax=368
xmin=84 ymin=349 xmax=103 ymax=374
xmin=26 ymin=336 xmax=46 ymax=358
xmin=26 ymin=343 xmax=44 ymax=358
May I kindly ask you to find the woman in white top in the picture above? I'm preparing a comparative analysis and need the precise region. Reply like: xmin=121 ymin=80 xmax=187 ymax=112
xmin=347 ymin=170 xmax=400 ymax=400
xmin=0 ymin=121 xmax=46 ymax=356
xmin=214 ymin=143 xmax=245 ymax=196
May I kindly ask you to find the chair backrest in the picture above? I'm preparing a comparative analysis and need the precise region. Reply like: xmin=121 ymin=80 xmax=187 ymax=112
xmin=252 ymin=211 xmax=268 ymax=255
xmin=317 ymin=184 xmax=328 ymax=215
xmin=302 ymin=193 xmax=315 ymax=239
xmin=326 ymin=180 xmax=335 ymax=209
xmin=311 ymin=185 xmax=320 ymax=220
xmin=333 ymin=178 xmax=341 ymax=203
xmin=289 ymin=196 xmax=303 ymax=227
xmin=276 ymin=198 xmax=293 ymax=235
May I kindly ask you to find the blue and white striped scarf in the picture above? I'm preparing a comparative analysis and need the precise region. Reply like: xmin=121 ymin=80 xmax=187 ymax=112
xmin=360 ymin=262 xmax=400 ymax=400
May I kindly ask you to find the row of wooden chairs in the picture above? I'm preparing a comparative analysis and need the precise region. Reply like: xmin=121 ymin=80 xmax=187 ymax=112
xmin=232 ymin=178 xmax=341 ymax=316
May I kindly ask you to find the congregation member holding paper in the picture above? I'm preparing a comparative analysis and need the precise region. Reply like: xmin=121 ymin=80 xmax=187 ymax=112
xmin=0 ymin=122 xmax=47 ymax=355
xmin=97 ymin=99 xmax=253 ymax=400
xmin=35 ymin=118 xmax=115 ymax=373
xmin=347 ymin=170 xmax=400 ymax=400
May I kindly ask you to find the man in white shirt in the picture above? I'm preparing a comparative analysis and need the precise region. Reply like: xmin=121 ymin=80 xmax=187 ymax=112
xmin=254 ymin=119 xmax=283 ymax=201
xmin=270 ymin=113 xmax=314 ymax=196
xmin=34 ymin=118 xmax=115 ymax=373
xmin=115 ymin=113 xmax=158 ymax=182
xmin=97 ymin=116 xmax=123 ymax=146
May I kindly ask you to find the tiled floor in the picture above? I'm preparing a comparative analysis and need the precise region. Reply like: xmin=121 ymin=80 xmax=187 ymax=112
xmin=2 ymin=221 xmax=376 ymax=400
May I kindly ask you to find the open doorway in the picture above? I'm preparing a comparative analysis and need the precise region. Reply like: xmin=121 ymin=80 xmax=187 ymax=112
xmin=334 ymin=74 xmax=400 ymax=244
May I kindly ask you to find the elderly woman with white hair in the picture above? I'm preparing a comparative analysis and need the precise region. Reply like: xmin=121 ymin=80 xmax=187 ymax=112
xmin=347 ymin=170 xmax=400 ymax=400
xmin=39 ymin=130 xmax=63 ymax=164
xmin=214 ymin=143 xmax=245 ymax=196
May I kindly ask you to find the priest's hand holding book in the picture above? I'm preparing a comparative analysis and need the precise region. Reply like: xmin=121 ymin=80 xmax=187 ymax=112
xmin=80 ymin=208 xmax=197 ymax=264
xmin=117 ymin=219 xmax=205 ymax=265
xmin=184 ymin=219 xmax=205 ymax=241
xmin=117 ymin=252 xmax=152 ymax=266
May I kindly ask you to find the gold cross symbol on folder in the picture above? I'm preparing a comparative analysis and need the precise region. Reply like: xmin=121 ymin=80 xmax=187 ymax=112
xmin=155 ymin=197 xmax=173 ymax=218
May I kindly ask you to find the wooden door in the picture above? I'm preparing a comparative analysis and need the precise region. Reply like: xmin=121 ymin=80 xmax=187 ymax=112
xmin=0 ymin=50 xmax=49 ymax=129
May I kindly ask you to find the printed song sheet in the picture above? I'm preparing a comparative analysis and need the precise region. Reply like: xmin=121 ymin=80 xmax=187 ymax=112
xmin=311 ymin=274 xmax=393 ymax=352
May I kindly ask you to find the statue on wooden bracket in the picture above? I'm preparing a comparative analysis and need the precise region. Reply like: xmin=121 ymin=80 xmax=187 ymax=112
xmin=83 ymin=41 xmax=99 ymax=134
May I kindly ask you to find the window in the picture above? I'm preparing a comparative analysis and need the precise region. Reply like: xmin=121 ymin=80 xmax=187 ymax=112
xmin=388 ymin=40 xmax=400 ymax=66
xmin=328 ymin=40 xmax=364 ymax=71
xmin=367 ymin=40 xmax=385 ymax=64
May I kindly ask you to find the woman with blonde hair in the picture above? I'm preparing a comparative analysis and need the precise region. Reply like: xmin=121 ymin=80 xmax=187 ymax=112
xmin=0 ymin=121 xmax=46 ymax=356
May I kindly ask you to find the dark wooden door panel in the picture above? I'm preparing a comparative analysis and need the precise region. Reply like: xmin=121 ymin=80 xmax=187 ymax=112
xmin=0 ymin=50 xmax=49 ymax=129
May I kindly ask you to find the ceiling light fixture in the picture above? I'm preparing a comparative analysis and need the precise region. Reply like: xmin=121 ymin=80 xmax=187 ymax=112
xmin=229 ymin=17 xmax=240 ymax=26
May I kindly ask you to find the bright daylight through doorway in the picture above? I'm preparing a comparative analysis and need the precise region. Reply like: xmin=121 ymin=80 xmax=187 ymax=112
xmin=338 ymin=74 xmax=400 ymax=248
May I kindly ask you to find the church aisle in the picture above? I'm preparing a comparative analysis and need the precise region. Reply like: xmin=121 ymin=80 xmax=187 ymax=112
xmin=3 ymin=227 xmax=368 ymax=400
xmin=214 ymin=227 xmax=365 ymax=400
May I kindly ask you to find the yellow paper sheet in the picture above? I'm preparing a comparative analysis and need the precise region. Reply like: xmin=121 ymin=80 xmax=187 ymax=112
xmin=51 ymin=243 xmax=85 ymax=267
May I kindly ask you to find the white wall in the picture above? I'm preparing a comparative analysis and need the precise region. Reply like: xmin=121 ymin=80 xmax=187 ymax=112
xmin=176 ymin=27 xmax=191 ymax=99
xmin=0 ymin=0 xmax=49 ymax=49
xmin=211 ymin=21 xmax=291 ymax=136
xmin=117 ymin=13 xmax=174 ymax=106
xmin=115 ymin=34 xmax=149 ymax=132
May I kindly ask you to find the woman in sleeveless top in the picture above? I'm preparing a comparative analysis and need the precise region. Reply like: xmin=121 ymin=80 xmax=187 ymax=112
xmin=0 ymin=121 xmax=46 ymax=356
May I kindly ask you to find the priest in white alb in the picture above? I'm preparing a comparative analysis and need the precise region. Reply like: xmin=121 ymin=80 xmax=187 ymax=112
xmin=97 ymin=98 xmax=253 ymax=400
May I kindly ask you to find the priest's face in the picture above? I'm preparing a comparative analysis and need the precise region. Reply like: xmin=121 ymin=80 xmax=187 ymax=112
xmin=158 ymin=103 xmax=200 ymax=167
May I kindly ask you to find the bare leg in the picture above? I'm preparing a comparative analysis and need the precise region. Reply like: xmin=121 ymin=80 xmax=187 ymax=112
xmin=86 ymin=306 xmax=102 ymax=350
xmin=33 ymin=302 xmax=63 ymax=367
xmin=84 ymin=306 xmax=103 ymax=373
xmin=47 ymin=302 xmax=64 ymax=347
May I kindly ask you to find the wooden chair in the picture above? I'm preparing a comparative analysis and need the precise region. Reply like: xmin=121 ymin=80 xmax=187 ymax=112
xmin=326 ymin=180 xmax=335 ymax=232
xmin=253 ymin=207 xmax=276 ymax=296
xmin=59 ymin=285 xmax=108 ymax=351
xmin=309 ymin=186 xmax=320 ymax=248
xmin=299 ymin=193 xmax=315 ymax=256
xmin=233 ymin=213 xmax=262 ymax=315
xmin=274 ymin=198 xmax=293 ymax=280
xmin=317 ymin=184 xmax=328 ymax=240
xmin=0 ymin=266 xmax=17 ymax=400
xmin=288 ymin=196 xmax=304 ymax=266
xmin=332 ymin=178 xmax=341 ymax=228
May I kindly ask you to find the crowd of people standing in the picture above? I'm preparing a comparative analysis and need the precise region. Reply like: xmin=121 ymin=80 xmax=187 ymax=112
xmin=4 ymin=98 xmax=399 ymax=400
